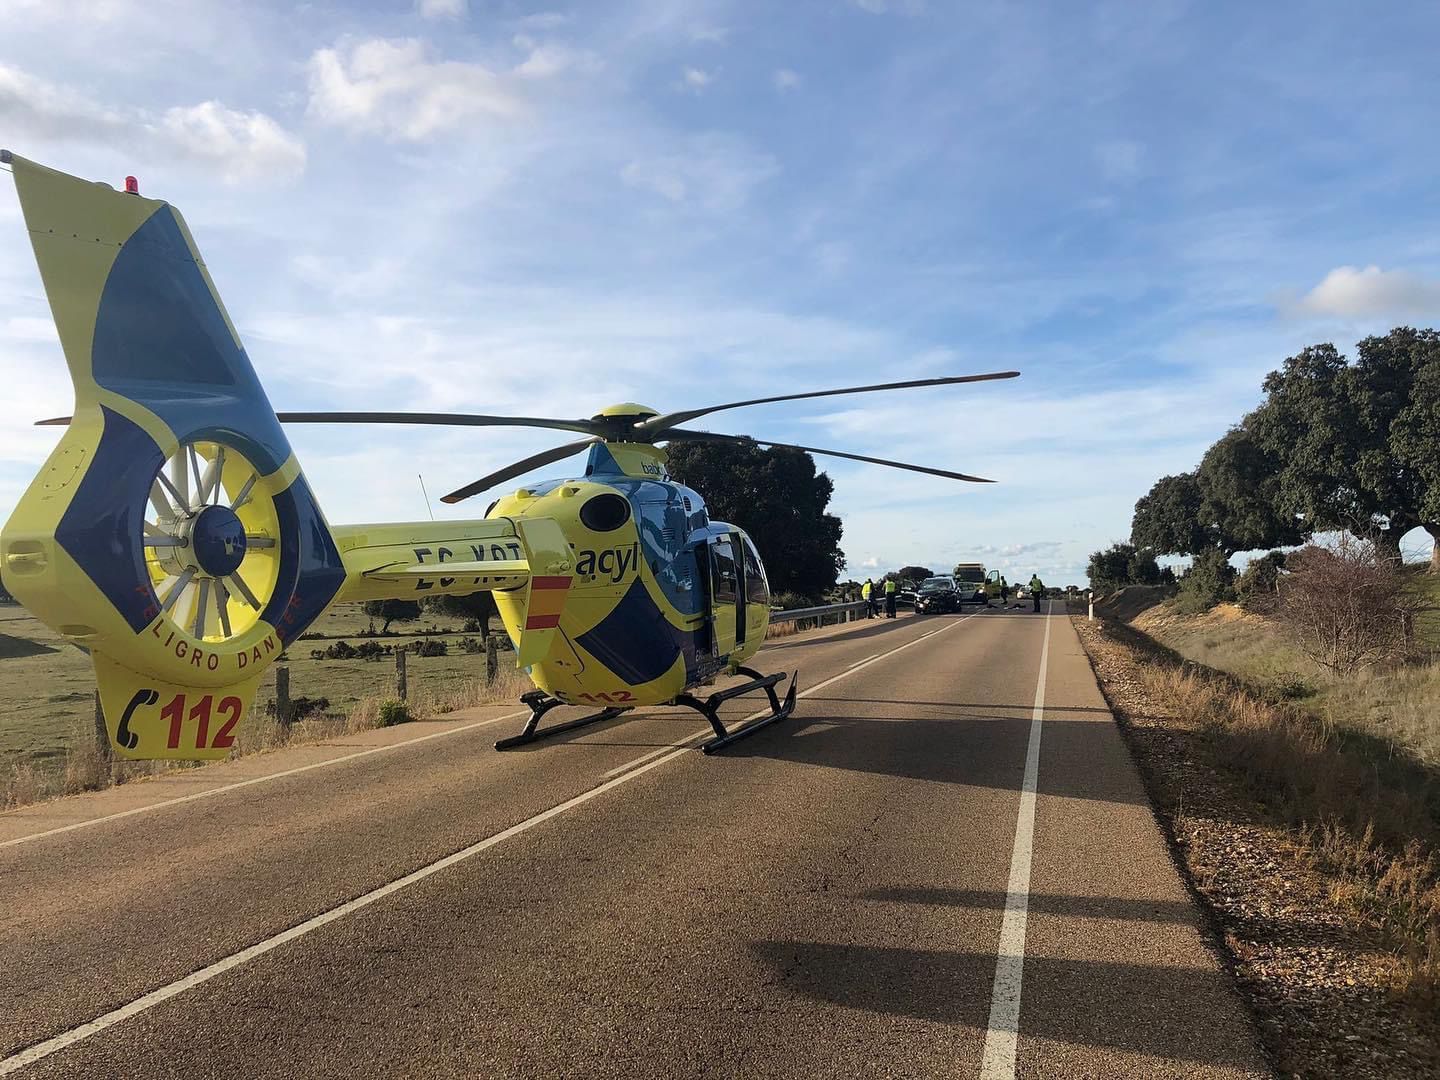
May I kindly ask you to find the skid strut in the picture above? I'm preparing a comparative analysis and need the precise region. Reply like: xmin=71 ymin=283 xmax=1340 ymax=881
xmin=494 ymin=690 xmax=629 ymax=750
xmin=675 ymin=666 xmax=800 ymax=754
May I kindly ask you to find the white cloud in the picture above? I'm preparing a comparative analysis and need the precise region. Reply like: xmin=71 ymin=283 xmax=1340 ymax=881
xmin=513 ymin=41 xmax=590 ymax=79
xmin=0 ymin=63 xmax=303 ymax=185
xmin=158 ymin=102 xmax=306 ymax=183
xmin=774 ymin=68 xmax=801 ymax=91
xmin=620 ymin=133 xmax=778 ymax=212
xmin=681 ymin=66 xmax=712 ymax=90
xmin=307 ymin=38 xmax=525 ymax=141
xmin=1296 ymin=265 xmax=1440 ymax=318
xmin=0 ymin=62 xmax=127 ymax=141
xmin=417 ymin=0 xmax=466 ymax=18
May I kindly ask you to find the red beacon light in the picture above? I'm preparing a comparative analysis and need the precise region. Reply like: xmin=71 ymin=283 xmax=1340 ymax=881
xmin=124 ymin=176 xmax=139 ymax=195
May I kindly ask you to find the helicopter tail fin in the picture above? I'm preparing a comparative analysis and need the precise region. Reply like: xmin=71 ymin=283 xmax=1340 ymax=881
xmin=0 ymin=151 xmax=348 ymax=758
xmin=0 ymin=154 xmax=575 ymax=758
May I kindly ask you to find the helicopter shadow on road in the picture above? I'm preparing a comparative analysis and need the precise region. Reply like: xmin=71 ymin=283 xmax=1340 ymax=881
xmin=723 ymin=708 xmax=1150 ymax=806
xmin=745 ymin=940 xmax=1260 ymax=1069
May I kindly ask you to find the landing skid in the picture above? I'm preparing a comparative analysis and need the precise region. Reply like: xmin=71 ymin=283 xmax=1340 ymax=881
xmin=494 ymin=690 xmax=629 ymax=750
xmin=675 ymin=666 xmax=799 ymax=754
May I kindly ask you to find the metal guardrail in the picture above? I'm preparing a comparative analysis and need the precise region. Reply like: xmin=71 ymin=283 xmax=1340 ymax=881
xmin=768 ymin=600 xmax=867 ymax=625
xmin=767 ymin=597 xmax=915 ymax=626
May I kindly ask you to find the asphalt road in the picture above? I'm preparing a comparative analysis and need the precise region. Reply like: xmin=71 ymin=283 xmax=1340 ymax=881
xmin=0 ymin=605 xmax=1268 ymax=1078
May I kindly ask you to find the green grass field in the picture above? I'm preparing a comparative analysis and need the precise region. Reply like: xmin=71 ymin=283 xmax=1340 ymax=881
xmin=0 ymin=602 xmax=515 ymax=775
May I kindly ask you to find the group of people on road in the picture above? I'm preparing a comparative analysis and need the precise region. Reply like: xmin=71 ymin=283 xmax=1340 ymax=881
xmin=993 ymin=574 xmax=1047 ymax=611
xmin=860 ymin=573 xmax=1047 ymax=616
xmin=860 ymin=577 xmax=898 ymax=619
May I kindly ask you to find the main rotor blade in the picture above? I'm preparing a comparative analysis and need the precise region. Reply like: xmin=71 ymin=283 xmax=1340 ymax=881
xmin=636 ymin=371 xmax=1020 ymax=437
xmin=37 ymin=411 xmax=610 ymax=437
xmin=663 ymin=430 xmax=998 ymax=484
xmin=440 ymin=437 xmax=600 ymax=505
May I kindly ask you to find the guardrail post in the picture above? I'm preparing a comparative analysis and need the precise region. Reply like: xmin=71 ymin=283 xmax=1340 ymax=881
xmin=485 ymin=636 xmax=499 ymax=685
xmin=275 ymin=666 xmax=291 ymax=728
xmin=93 ymin=690 xmax=111 ymax=766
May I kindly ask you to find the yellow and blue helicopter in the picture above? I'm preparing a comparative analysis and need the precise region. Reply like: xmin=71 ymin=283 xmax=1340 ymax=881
xmin=0 ymin=153 xmax=1017 ymax=758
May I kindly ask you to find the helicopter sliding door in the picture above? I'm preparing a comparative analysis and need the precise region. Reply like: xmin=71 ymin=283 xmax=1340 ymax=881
xmin=707 ymin=533 xmax=744 ymax=658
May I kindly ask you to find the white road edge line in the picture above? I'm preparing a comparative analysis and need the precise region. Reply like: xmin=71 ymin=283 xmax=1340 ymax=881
xmin=0 ymin=612 xmax=978 ymax=1076
xmin=979 ymin=600 xmax=1053 ymax=1080
xmin=0 ymin=709 xmax=529 ymax=851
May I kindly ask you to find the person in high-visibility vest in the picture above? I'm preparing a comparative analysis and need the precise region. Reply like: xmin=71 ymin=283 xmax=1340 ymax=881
xmin=1029 ymin=574 xmax=1045 ymax=612
xmin=884 ymin=577 xmax=898 ymax=619
xmin=861 ymin=578 xmax=876 ymax=618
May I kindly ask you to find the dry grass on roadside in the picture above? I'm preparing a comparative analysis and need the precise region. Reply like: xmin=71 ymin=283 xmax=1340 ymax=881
xmin=409 ymin=667 xmax=531 ymax=718
xmin=1138 ymin=602 xmax=1440 ymax=766
xmin=1136 ymin=659 xmax=1440 ymax=998
xmin=3 ymin=667 xmax=534 ymax=812
xmin=2 ymin=761 xmax=51 ymax=810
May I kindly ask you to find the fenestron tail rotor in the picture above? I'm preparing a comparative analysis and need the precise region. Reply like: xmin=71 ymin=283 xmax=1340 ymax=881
xmin=143 ymin=439 xmax=280 ymax=644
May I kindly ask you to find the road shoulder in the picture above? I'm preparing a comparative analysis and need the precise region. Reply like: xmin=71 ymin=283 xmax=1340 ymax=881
xmin=1072 ymin=613 xmax=1440 ymax=1080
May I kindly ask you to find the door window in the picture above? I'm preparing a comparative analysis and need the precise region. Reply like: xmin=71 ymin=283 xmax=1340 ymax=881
xmin=712 ymin=538 xmax=738 ymax=602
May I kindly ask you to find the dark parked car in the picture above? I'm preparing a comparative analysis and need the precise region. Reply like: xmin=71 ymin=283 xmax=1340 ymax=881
xmin=914 ymin=576 xmax=962 ymax=614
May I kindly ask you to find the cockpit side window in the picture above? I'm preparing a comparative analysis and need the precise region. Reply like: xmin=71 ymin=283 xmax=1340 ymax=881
xmin=741 ymin=536 xmax=769 ymax=606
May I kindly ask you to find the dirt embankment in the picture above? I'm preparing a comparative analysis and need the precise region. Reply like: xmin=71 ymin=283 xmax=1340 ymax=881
xmin=1073 ymin=614 xmax=1439 ymax=1080
xmin=1089 ymin=584 xmax=1173 ymax=622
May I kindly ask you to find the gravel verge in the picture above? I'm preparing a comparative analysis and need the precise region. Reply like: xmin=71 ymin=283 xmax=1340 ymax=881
xmin=1071 ymin=614 xmax=1439 ymax=1080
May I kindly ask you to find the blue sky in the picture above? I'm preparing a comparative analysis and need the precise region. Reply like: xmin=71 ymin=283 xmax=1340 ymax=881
xmin=3 ymin=0 xmax=1438 ymax=585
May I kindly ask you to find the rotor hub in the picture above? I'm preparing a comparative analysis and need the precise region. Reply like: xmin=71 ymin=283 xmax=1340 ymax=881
xmin=188 ymin=505 xmax=248 ymax=577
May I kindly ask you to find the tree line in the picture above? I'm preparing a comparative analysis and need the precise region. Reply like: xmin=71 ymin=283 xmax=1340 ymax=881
xmin=1103 ymin=326 xmax=1438 ymax=589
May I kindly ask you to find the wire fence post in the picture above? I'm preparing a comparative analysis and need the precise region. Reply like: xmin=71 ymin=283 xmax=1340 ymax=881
xmin=395 ymin=648 xmax=408 ymax=701
xmin=93 ymin=690 xmax=111 ymax=766
xmin=485 ymin=636 xmax=500 ymax=685
xmin=275 ymin=666 xmax=291 ymax=728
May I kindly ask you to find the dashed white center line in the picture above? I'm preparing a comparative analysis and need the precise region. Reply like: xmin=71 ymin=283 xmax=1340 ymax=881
xmin=979 ymin=600 xmax=1053 ymax=1079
